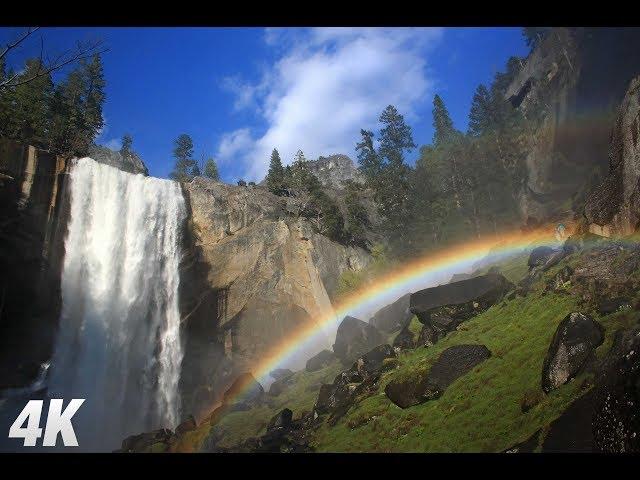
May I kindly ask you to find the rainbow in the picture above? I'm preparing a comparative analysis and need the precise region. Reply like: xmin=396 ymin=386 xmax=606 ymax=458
xmin=225 ymin=223 xmax=570 ymax=404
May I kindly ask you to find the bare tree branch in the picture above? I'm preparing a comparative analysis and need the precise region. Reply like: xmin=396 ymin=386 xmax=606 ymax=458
xmin=0 ymin=28 xmax=108 ymax=91
xmin=0 ymin=27 xmax=39 ymax=62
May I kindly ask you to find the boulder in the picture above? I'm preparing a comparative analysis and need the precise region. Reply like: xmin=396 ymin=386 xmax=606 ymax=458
xmin=305 ymin=349 xmax=336 ymax=372
xmin=314 ymin=344 xmax=395 ymax=420
xmin=409 ymin=273 xmax=512 ymax=343
xmin=528 ymin=246 xmax=557 ymax=270
xmin=584 ymin=76 xmax=640 ymax=237
xmin=175 ymin=415 xmax=197 ymax=436
xmin=543 ymin=265 xmax=574 ymax=293
xmin=267 ymin=408 xmax=293 ymax=432
xmin=417 ymin=324 xmax=438 ymax=347
xmin=268 ymin=376 xmax=294 ymax=397
xmin=270 ymin=368 xmax=294 ymax=380
xmin=333 ymin=316 xmax=384 ymax=365
xmin=392 ymin=327 xmax=415 ymax=350
xmin=593 ymin=328 xmax=640 ymax=452
xmin=385 ymin=344 xmax=491 ymax=408
xmin=542 ymin=313 xmax=604 ymax=393
xmin=222 ymin=372 xmax=264 ymax=408
xmin=541 ymin=389 xmax=596 ymax=452
xmin=368 ymin=293 xmax=413 ymax=333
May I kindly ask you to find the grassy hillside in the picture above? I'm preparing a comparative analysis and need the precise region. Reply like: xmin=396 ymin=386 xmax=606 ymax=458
xmin=175 ymin=248 xmax=640 ymax=453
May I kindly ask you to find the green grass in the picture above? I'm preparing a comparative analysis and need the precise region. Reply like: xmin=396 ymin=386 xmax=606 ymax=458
xmin=476 ymin=251 xmax=530 ymax=284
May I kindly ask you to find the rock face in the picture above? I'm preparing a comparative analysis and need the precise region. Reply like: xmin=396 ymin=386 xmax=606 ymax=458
xmin=306 ymin=154 xmax=364 ymax=189
xmin=179 ymin=178 xmax=371 ymax=417
xmin=385 ymin=344 xmax=491 ymax=408
xmin=305 ymin=349 xmax=336 ymax=372
xmin=392 ymin=326 xmax=415 ymax=350
xmin=332 ymin=316 xmax=384 ymax=365
xmin=505 ymin=28 xmax=640 ymax=222
xmin=270 ymin=368 xmax=294 ymax=380
xmin=584 ymin=76 xmax=640 ymax=237
xmin=88 ymin=143 xmax=149 ymax=175
xmin=369 ymin=293 xmax=413 ymax=333
xmin=542 ymin=313 xmax=604 ymax=392
xmin=409 ymin=273 xmax=513 ymax=344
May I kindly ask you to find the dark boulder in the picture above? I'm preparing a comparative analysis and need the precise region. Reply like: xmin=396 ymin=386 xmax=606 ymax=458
xmin=417 ymin=324 xmax=438 ymax=347
xmin=527 ymin=246 xmax=557 ymax=270
xmin=385 ymin=344 xmax=491 ymax=408
xmin=541 ymin=389 xmax=596 ymax=452
xmin=542 ymin=313 xmax=604 ymax=393
xmin=268 ymin=375 xmax=295 ymax=397
xmin=333 ymin=316 xmax=384 ymax=365
xmin=267 ymin=408 xmax=293 ymax=432
xmin=305 ymin=349 xmax=336 ymax=372
xmin=368 ymin=293 xmax=413 ymax=333
xmin=270 ymin=368 xmax=294 ymax=380
xmin=175 ymin=415 xmax=197 ymax=436
xmin=409 ymin=274 xmax=512 ymax=343
xmin=597 ymin=297 xmax=632 ymax=315
xmin=593 ymin=328 xmax=640 ymax=452
xmin=314 ymin=344 xmax=395 ymax=421
xmin=503 ymin=430 xmax=541 ymax=453
xmin=222 ymin=372 xmax=264 ymax=408
xmin=392 ymin=327 xmax=415 ymax=350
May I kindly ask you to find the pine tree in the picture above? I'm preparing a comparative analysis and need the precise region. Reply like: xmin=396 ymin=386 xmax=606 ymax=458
xmin=432 ymin=94 xmax=459 ymax=147
xmin=170 ymin=134 xmax=196 ymax=182
xmin=121 ymin=134 xmax=133 ymax=155
xmin=203 ymin=158 xmax=219 ymax=180
xmin=468 ymin=85 xmax=493 ymax=137
xmin=378 ymin=105 xmax=416 ymax=164
xmin=266 ymin=148 xmax=285 ymax=193
xmin=5 ymin=58 xmax=53 ymax=146
xmin=81 ymin=54 xmax=105 ymax=150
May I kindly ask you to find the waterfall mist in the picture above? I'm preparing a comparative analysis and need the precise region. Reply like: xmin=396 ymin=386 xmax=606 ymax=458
xmin=48 ymin=157 xmax=187 ymax=451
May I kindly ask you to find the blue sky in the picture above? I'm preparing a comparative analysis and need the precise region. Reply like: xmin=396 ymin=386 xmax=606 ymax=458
xmin=1 ymin=27 xmax=528 ymax=181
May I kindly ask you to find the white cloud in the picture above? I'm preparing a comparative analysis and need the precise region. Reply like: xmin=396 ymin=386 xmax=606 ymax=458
xmin=217 ymin=27 xmax=444 ymax=181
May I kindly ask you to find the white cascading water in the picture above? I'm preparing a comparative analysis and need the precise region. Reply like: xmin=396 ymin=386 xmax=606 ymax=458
xmin=48 ymin=157 xmax=187 ymax=451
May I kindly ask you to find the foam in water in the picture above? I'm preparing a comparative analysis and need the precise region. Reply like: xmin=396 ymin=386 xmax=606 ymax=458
xmin=48 ymin=157 xmax=186 ymax=451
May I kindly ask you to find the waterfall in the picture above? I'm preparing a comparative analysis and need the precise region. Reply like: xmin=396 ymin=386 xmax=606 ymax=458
xmin=48 ymin=157 xmax=187 ymax=451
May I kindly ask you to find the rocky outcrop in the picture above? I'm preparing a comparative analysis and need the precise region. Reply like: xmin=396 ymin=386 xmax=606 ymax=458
xmin=368 ymin=293 xmax=413 ymax=333
xmin=584 ymin=76 xmax=640 ymax=237
xmin=409 ymin=273 xmax=513 ymax=344
xmin=270 ymin=368 xmax=294 ymax=381
xmin=306 ymin=154 xmax=364 ymax=189
xmin=385 ymin=344 xmax=491 ymax=408
xmin=0 ymin=139 xmax=69 ymax=390
xmin=542 ymin=313 xmax=604 ymax=392
xmin=88 ymin=143 xmax=149 ymax=175
xmin=392 ymin=326 xmax=415 ymax=350
xmin=314 ymin=344 xmax=396 ymax=422
xmin=505 ymin=28 xmax=640 ymax=222
xmin=332 ymin=316 xmax=384 ymax=365
xmin=116 ymin=428 xmax=177 ymax=453
xmin=306 ymin=349 xmax=336 ymax=372
xmin=179 ymin=177 xmax=371 ymax=417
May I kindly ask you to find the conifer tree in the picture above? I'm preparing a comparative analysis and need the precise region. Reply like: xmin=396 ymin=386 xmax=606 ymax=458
xmin=170 ymin=134 xmax=196 ymax=182
xmin=266 ymin=148 xmax=285 ymax=193
xmin=203 ymin=157 xmax=220 ymax=180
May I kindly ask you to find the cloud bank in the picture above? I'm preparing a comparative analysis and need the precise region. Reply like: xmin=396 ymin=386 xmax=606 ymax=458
xmin=217 ymin=27 xmax=444 ymax=181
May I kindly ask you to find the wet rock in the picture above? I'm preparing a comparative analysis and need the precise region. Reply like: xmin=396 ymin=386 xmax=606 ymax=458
xmin=541 ymin=389 xmax=596 ymax=452
xmin=392 ymin=326 xmax=415 ymax=350
xmin=544 ymin=265 xmax=574 ymax=293
xmin=268 ymin=375 xmax=295 ymax=397
xmin=504 ymin=430 xmax=541 ymax=453
xmin=267 ymin=408 xmax=293 ymax=432
xmin=333 ymin=316 xmax=384 ymax=365
xmin=542 ymin=313 xmax=604 ymax=393
xmin=597 ymin=297 xmax=632 ymax=315
xmin=410 ymin=274 xmax=512 ymax=344
xmin=593 ymin=329 xmax=640 ymax=452
xmin=417 ymin=324 xmax=438 ymax=347
xmin=385 ymin=344 xmax=491 ymax=408
xmin=305 ymin=349 xmax=336 ymax=372
xmin=528 ymin=246 xmax=556 ymax=270
xmin=368 ymin=293 xmax=413 ymax=333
